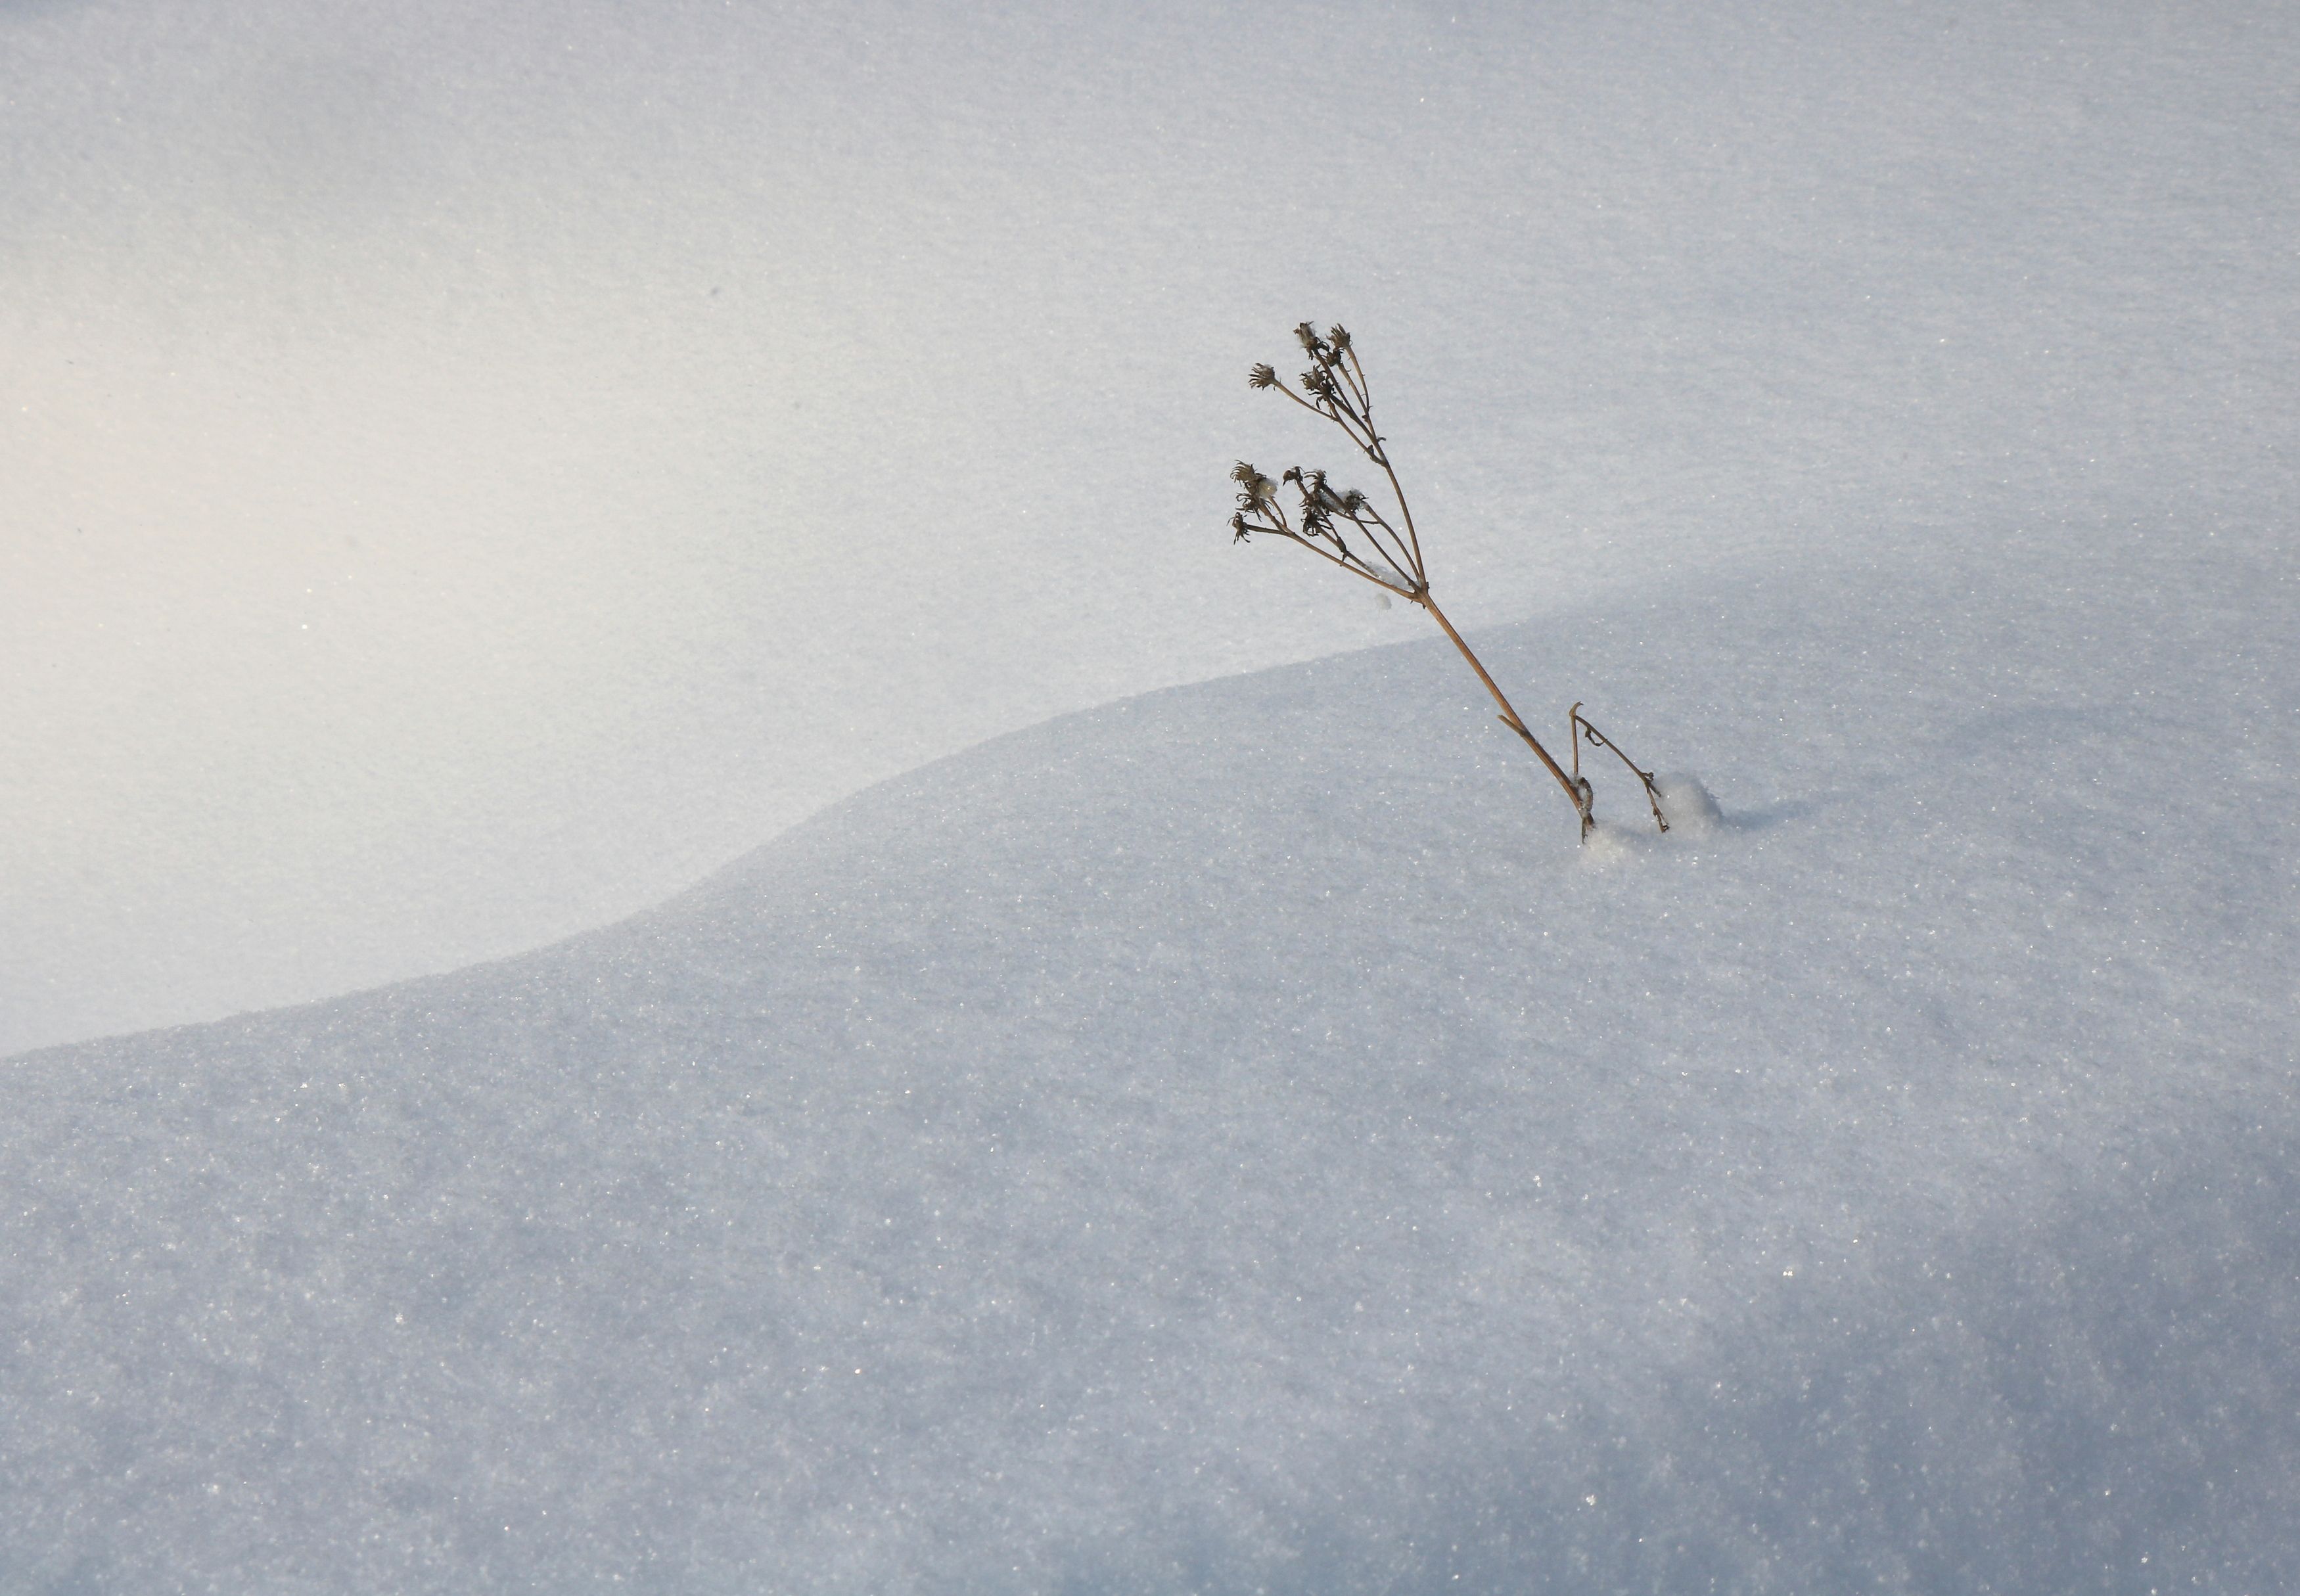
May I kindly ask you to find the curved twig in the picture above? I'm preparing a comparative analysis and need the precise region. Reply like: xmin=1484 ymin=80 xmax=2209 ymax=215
xmin=1571 ymin=703 xmax=1669 ymax=833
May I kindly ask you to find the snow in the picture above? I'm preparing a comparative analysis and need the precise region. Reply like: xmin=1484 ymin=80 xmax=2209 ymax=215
xmin=5 ymin=526 xmax=2295 ymax=1589
xmin=4 ymin=0 xmax=2299 ymax=1587
xmin=7 ymin=0 xmax=2299 ymax=1055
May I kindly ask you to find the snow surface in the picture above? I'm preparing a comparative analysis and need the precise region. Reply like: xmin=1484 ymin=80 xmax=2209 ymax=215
xmin=6 ymin=525 xmax=2295 ymax=1591
xmin=6 ymin=1 xmax=2298 ymax=1585
xmin=8 ymin=0 xmax=2300 ymax=1054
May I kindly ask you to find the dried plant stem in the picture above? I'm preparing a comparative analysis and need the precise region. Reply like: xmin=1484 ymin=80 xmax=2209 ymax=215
xmin=1232 ymin=321 xmax=1663 ymax=843
xmin=1418 ymin=593 xmax=1590 ymax=831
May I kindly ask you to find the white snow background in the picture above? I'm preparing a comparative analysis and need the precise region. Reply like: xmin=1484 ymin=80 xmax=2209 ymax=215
xmin=5 ymin=0 xmax=2299 ymax=1590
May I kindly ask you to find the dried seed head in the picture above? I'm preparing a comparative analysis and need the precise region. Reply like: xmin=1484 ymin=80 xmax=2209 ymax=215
xmin=1247 ymin=363 xmax=1277 ymax=390
xmin=1328 ymin=324 xmax=1352 ymax=352
xmin=1294 ymin=321 xmax=1320 ymax=352
xmin=1230 ymin=463 xmax=1278 ymax=504
xmin=1230 ymin=512 xmax=1251 ymax=541
xmin=1341 ymin=488 xmax=1366 ymax=514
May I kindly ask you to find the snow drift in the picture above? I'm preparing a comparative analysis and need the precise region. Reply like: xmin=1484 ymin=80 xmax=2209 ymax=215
xmin=4 ymin=537 xmax=2295 ymax=1592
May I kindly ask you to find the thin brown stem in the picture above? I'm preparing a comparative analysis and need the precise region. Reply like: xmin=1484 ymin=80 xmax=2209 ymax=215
xmin=1343 ymin=524 xmax=1418 ymax=589
xmin=1325 ymin=390 xmax=1423 ymax=576
xmin=1323 ymin=401 xmax=1381 ymax=462
xmin=1311 ymin=379 xmax=1425 ymax=580
xmin=1273 ymin=532 xmax=1415 ymax=594
xmin=1322 ymin=379 xmax=1377 ymax=444
xmin=1328 ymin=496 xmax=1418 ymax=587
xmin=1374 ymin=451 xmax=1424 ymax=578
xmin=1245 ymin=501 xmax=1414 ymax=593
xmin=1268 ymin=383 xmax=1332 ymax=424
xmin=1256 ymin=492 xmax=1398 ymax=590
xmin=1418 ymin=593 xmax=1587 ymax=825
xmin=1344 ymin=344 xmax=1372 ymax=412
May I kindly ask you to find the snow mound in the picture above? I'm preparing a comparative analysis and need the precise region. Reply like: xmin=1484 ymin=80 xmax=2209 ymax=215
xmin=3 ymin=545 xmax=2295 ymax=1593
xmin=1578 ymin=773 xmax=1721 ymax=863
xmin=1655 ymin=773 xmax=1725 ymax=836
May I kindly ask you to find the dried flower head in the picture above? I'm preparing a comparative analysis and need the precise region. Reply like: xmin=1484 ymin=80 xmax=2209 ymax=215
xmin=1327 ymin=324 xmax=1352 ymax=352
xmin=1231 ymin=466 xmax=1277 ymax=504
xmin=1247 ymin=363 xmax=1277 ymax=390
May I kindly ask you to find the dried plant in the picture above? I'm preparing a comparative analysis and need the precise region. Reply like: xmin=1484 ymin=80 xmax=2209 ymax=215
xmin=1229 ymin=321 xmax=1666 ymax=842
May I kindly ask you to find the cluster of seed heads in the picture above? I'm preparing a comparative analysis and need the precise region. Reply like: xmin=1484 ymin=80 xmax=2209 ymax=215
xmin=1228 ymin=324 xmax=1427 ymax=598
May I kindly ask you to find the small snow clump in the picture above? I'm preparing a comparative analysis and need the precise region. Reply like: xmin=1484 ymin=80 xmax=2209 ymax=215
xmin=1654 ymin=773 xmax=1723 ymax=837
